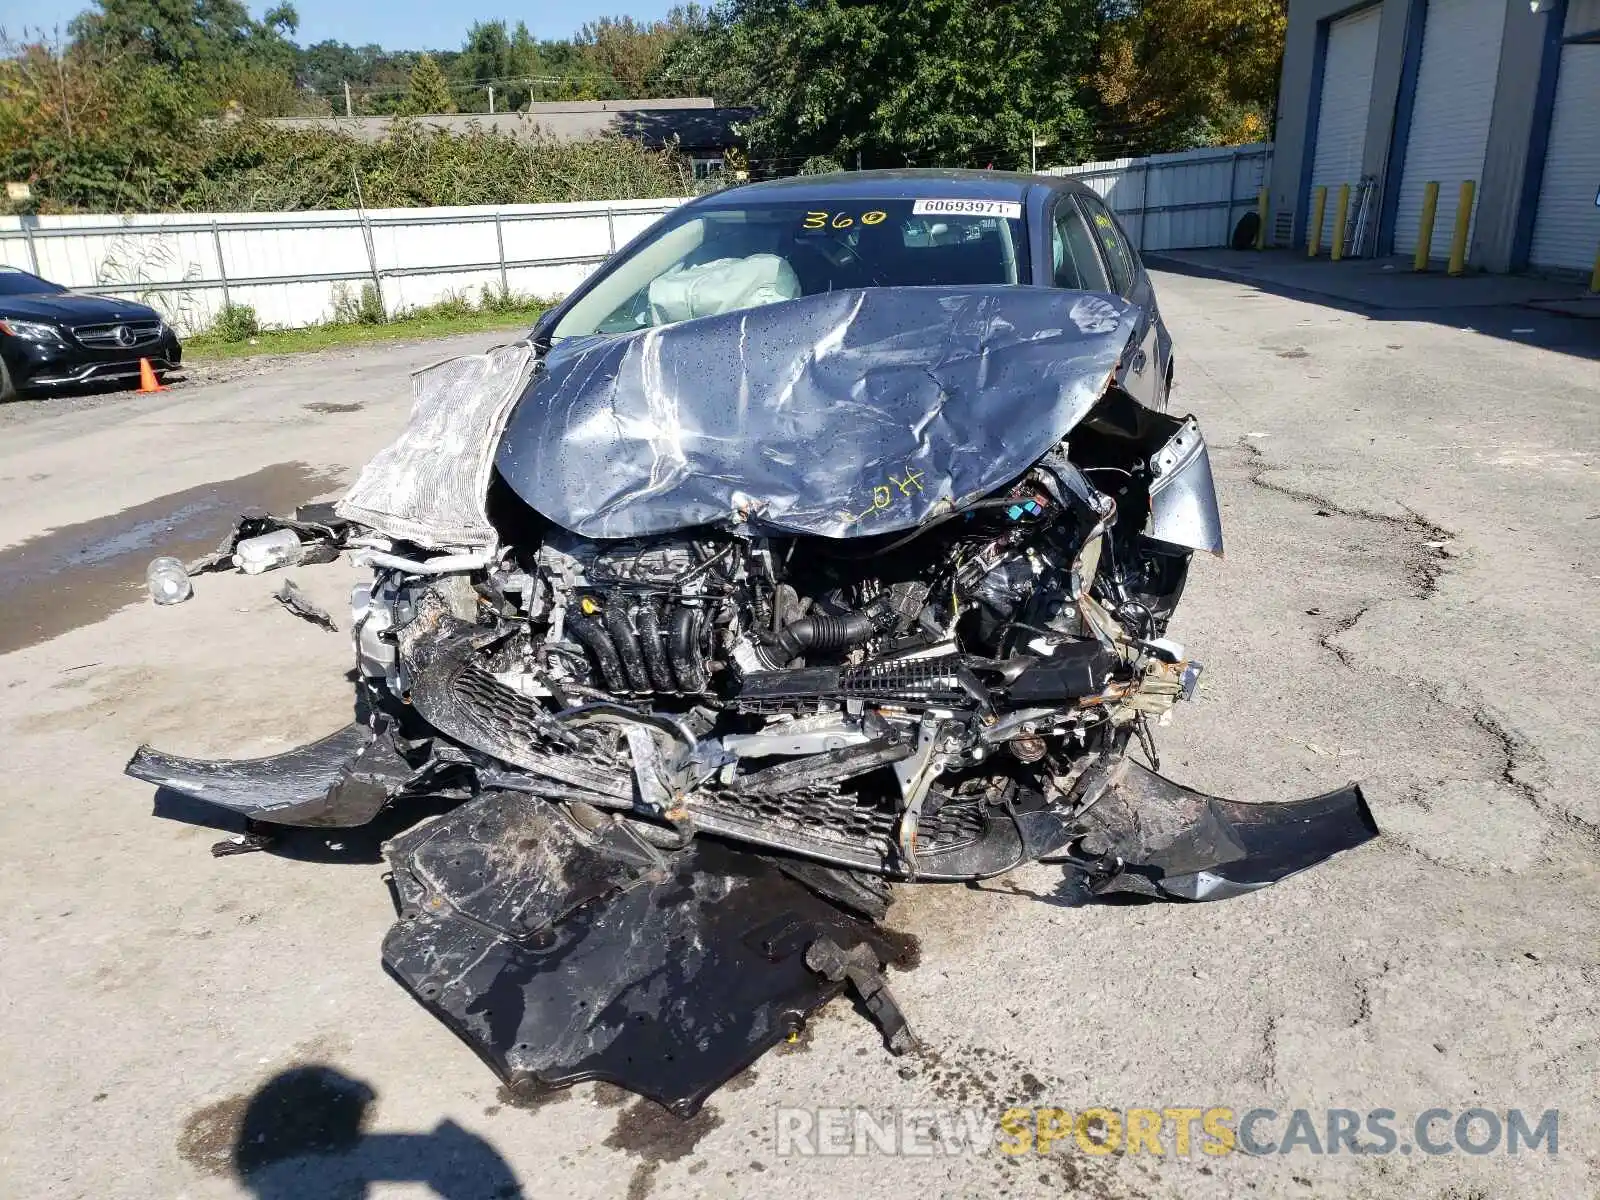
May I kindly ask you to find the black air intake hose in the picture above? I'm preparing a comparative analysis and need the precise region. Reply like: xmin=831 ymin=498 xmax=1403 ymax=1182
xmin=566 ymin=612 xmax=628 ymax=693
xmin=604 ymin=596 xmax=652 ymax=693
xmin=770 ymin=610 xmax=876 ymax=664
xmin=634 ymin=599 xmax=676 ymax=692
xmin=668 ymin=605 xmax=708 ymax=692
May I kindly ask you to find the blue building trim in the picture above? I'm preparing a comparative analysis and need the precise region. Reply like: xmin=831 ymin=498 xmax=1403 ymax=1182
xmin=1377 ymin=0 xmax=1429 ymax=255
xmin=1294 ymin=20 xmax=1333 ymax=248
xmin=1510 ymin=0 xmax=1570 ymax=270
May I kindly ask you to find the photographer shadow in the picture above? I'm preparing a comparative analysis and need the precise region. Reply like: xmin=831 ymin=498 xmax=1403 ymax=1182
xmin=230 ymin=1064 xmax=523 ymax=1200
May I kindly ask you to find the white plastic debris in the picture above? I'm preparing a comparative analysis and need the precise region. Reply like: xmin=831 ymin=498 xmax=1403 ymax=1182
xmin=234 ymin=528 xmax=303 ymax=575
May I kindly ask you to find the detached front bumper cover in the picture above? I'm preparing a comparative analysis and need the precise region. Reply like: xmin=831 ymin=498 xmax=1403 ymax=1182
xmin=1067 ymin=759 xmax=1378 ymax=901
xmin=126 ymin=720 xmax=415 ymax=829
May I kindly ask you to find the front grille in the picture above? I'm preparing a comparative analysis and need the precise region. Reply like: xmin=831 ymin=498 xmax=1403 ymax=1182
xmin=452 ymin=662 xmax=585 ymax=754
xmin=428 ymin=640 xmax=995 ymax=871
xmin=698 ymin=785 xmax=987 ymax=850
xmin=72 ymin=320 xmax=163 ymax=349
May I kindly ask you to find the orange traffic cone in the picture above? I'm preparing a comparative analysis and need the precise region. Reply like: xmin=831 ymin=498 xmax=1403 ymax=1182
xmin=137 ymin=357 xmax=165 ymax=393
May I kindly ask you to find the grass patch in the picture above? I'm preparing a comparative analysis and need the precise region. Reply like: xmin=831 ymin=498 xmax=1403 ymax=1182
xmin=186 ymin=296 xmax=551 ymax=360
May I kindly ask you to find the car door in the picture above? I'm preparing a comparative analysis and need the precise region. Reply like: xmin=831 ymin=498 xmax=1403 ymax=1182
xmin=1073 ymin=191 xmax=1170 ymax=410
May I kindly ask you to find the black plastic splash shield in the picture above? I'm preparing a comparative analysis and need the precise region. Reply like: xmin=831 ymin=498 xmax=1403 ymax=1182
xmin=381 ymin=791 xmax=910 ymax=1115
xmin=1073 ymin=759 xmax=1379 ymax=901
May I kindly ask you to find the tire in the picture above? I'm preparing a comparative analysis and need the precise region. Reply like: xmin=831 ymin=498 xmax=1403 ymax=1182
xmin=0 ymin=357 xmax=15 ymax=404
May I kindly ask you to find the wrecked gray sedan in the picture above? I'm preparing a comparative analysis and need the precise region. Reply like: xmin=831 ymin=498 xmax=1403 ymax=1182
xmin=129 ymin=174 xmax=1376 ymax=1115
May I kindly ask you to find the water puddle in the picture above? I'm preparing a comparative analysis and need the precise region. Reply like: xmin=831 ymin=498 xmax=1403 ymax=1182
xmin=0 ymin=461 xmax=346 ymax=656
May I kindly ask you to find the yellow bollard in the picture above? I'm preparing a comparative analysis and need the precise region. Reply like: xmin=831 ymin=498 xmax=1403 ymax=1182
xmin=1447 ymin=179 xmax=1475 ymax=276
xmin=1307 ymin=186 xmax=1327 ymax=258
xmin=1590 ymin=242 xmax=1599 ymax=294
xmin=1256 ymin=188 xmax=1269 ymax=250
xmin=1413 ymin=181 xmax=1439 ymax=271
xmin=1330 ymin=183 xmax=1351 ymax=262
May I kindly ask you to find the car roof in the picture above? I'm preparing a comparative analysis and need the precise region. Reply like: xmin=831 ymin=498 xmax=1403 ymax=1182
xmin=691 ymin=168 xmax=1090 ymax=208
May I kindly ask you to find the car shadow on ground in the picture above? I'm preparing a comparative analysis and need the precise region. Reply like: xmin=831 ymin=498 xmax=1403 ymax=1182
xmin=148 ymin=671 xmax=459 ymax=865
xmin=211 ymin=1064 xmax=523 ymax=1199
xmin=968 ymin=872 xmax=1162 ymax=909
xmin=1147 ymin=251 xmax=1600 ymax=364
xmin=3 ymin=370 xmax=187 ymax=405
xmin=151 ymin=785 xmax=462 ymax=865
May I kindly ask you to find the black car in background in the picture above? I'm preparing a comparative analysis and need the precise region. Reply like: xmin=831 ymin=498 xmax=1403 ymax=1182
xmin=0 ymin=266 xmax=182 ymax=401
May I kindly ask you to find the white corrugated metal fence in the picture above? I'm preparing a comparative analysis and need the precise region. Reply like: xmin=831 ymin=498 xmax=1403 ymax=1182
xmin=0 ymin=197 xmax=689 ymax=337
xmin=1045 ymin=143 xmax=1273 ymax=252
xmin=0 ymin=150 xmax=1276 ymax=338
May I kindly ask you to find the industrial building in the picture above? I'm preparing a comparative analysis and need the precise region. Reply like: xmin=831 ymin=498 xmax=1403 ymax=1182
xmin=1268 ymin=0 xmax=1599 ymax=273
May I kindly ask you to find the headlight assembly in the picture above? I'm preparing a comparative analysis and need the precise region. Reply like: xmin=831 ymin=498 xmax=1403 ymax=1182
xmin=0 ymin=318 xmax=67 ymax=344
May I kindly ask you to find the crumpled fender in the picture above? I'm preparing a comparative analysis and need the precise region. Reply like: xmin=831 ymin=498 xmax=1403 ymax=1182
xmin=1146 ymin=414 xmax=1224 ymax=556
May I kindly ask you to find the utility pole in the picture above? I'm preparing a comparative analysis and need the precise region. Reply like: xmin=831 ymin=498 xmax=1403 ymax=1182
xmin=342 ymin=79 xmax=352 ymax=117
xmin=1031 ymin=126 xmax=1037 ymax=173
xmin=488 ymin=86 xmax=495 ymax=114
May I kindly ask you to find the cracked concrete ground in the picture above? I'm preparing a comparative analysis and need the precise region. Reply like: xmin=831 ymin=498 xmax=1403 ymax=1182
xmin=0 ymin=279 xmax=1595 ymax=1200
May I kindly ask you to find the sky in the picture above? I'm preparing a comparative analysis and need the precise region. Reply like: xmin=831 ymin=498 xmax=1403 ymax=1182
xmin=0 ymin=1 xmax=685 ymax=50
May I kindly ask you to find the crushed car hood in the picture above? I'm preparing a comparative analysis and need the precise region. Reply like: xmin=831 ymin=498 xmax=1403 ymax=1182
xmin=495 ymin=286 xmax=1138 ymax=539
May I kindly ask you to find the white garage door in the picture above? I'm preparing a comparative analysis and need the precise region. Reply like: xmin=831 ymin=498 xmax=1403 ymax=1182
xmin=1310 ymin=5 xmax=1383 ymax=207
xmin=1530 ymin=44 xmax=1600 ymax=271
xmin=1392 ymin=0 xmax=1506 ymax=257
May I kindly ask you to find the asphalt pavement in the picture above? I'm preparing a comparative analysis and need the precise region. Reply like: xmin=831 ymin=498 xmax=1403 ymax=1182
xmin=0 ymin=274 xmax=1595 ymax=1200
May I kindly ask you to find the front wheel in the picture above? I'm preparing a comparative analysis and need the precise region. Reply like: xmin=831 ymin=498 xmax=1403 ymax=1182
xmin=0 ymin=357 xmax=15 ymax=403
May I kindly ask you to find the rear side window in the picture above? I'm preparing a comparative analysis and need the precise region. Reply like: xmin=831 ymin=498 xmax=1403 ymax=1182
xmin=1051 ymin=201 xmax=1110 ymax=292
xmin=1079 ymin=194 xmax=1138 ymax=297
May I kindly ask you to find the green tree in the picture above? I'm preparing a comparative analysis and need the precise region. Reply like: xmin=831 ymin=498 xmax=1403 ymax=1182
xmin=1094 ymin=0 xmax=1285 ymax=153
xmin=575 ymin=13 xmax=695 ymax=98
xmin=69 ymin=0 xmax=299 ymax=73
xmin=453 ymin=20 xmax=538 ymax=111
xmin=297 ymin=40 xmax=401 ymax=110
xmin=397 ymin=53 xmax=455 ymax=115
xmin=660 ymin=0 xmax=1099 ymax=169
xmin=0 ymin=34 xmax=203 ymax=210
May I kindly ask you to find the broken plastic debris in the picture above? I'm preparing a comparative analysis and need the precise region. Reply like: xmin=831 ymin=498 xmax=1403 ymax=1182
xmin=273 ymin=579 xmax=338 ymax=632
xmin=211 ymin=831 xmax=273 ymax=857
xmin=805 ymin=935 xmax=916 ymax=1055
xmin=235 ymin=529 xmax=304 ymax=575
xmin=185 ymin=505 xmax=351 ymax=576
xmin=146 ymin=556 xmax=192 ymax=605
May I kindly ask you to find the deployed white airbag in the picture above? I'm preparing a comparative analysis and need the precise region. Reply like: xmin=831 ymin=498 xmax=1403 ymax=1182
xmin=647 ymin=254 xmax=800 ymax=325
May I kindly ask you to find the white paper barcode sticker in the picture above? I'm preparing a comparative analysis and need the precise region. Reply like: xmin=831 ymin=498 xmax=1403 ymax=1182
xmin=911 ymin=198 xmax=1023 ymax=219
